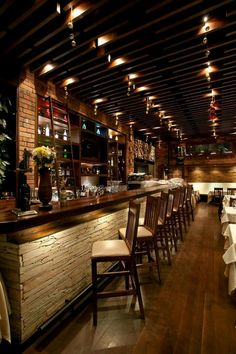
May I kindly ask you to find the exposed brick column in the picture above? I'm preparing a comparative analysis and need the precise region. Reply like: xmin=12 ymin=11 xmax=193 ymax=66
xmin=17 ymin=69 xmax=36 ymax=188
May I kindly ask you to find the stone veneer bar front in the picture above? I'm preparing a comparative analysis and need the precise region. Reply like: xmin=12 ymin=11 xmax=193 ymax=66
xmin=0 ymin=185 xmax=167 ymax=343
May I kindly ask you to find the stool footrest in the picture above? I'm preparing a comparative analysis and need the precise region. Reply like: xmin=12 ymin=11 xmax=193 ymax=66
xmin=97 ymin=289 xmax=135 ymax=298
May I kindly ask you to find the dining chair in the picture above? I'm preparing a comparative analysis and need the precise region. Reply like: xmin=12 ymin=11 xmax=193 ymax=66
xmin=91 ymin=200 xmax=144 ymax=325
xmin=227 ymin=188 xmax=236 ymax=195
xmin=213 ymin=187 xmax=223 ymax=204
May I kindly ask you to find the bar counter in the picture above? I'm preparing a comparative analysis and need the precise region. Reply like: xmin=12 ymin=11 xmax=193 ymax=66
xmin=0 ymin=185 xmax=167 ymax=344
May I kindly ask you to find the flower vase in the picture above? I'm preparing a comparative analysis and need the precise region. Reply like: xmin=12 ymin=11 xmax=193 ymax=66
xmin=38 ymin=167 xmax=52 ymax=211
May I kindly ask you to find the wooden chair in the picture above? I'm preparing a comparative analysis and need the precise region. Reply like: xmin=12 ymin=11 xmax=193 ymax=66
xmin=177 ymin=186 xmax=188 ymax=233
xmin=165 ymin=189 xmax=178 ymax=252
xmin=155 ymin=192 xmax=172 ymax=265
xmin=119 ymin=195 xmax=161 ymax=283
xmin=91 ymin=200 xmax=144 ymax=325
xmin=185 ymin=184 xmax=194 ymax=223
xmin=213 ymin=187 xmax=223 ymax=204
xmin=171 ymin=188 xmax=183 ymax=241
xmin=227 ymin=188 xmax=236 ymax=195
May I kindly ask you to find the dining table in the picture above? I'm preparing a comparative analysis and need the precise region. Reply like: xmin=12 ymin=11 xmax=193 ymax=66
xmin=222 ymin=224 xmax=236 ymax=295
xmin=222 ymin=195 xmax=236 ymax=207
xmin=221 ymin=206 xmax=236 ymax=234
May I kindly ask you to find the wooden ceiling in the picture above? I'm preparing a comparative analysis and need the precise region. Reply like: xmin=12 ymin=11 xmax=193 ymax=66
xmin=0 ymin=0 xmax=236 ymax=142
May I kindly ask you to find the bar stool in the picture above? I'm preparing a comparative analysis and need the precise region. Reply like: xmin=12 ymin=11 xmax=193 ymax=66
xmin=119 ymin=195 xmax=161 ymax=284
xmin=178 ymin=186 xmax=187 ymax=233
xmin=171 ymin=188 xmax=183 ymax=242
xmin=185 ymin=184 xmax=194 ymax=223
xmin=91 ymin=200 xmax=144 ymax=325
xmin=155 ymin=192 xmax=172 ymax=264
xmin=165 ymin=190 xmax=178 ymax=253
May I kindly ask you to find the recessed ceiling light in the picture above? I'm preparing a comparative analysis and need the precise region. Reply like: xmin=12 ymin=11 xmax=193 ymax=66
xmin=97 ymin=34 xmax=113 ymax=46
xmin=152 ymin=126 xmax=161 ymax=129
xmin=138 ymin=128 xmax=148 ymax=131
xmin=61 ymin=77 xmax=78 ymax=86
xmin=110 ymin=57 xmax=126 ymax=67
xmin=136 ymin=86 xmax=149 ymax=92
xmin=39 ymin=63 xmax=57 ymax=75
xmin=93 ymin=97 xmax=107 ymax=104
xmin=71 ymin=5 xmax=88 ymax=20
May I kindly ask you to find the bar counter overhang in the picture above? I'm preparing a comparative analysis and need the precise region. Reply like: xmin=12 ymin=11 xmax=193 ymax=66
xmin=0 ymin=185 xmax=167 ymax=344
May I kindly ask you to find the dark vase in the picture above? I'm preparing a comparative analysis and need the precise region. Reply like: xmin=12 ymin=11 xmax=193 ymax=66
xmin=38 ymin=167 xmax=52 ymax=211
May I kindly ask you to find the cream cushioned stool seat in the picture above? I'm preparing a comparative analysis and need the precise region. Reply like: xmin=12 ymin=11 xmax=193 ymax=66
xmin=119 ymin=226 xmax=152 ymax=239
xmin=92 ymin=240 xmax=130 ymax=258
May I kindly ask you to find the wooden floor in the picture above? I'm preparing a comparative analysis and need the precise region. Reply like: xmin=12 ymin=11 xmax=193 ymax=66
xmin=23 ymin=202 xmax=236 ymax=354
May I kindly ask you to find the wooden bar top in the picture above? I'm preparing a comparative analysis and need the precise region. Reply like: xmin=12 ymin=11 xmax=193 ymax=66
xmin=0 ymin=185 xmax=168 ymax=235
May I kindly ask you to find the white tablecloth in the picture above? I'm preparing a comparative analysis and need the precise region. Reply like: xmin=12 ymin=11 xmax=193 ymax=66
xmin=0 ymin=273 xmax=11 ymax=343
xmin=222 ymin=195 xmax=236 ymax=207
xmin=222 ymin=224 xmax=236 ymax=295
xmin=221 ymin=206 xmax=236 ymax=234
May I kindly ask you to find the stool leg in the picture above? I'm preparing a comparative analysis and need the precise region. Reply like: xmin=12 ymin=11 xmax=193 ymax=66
xmin=153 ymin=237 xmax=161 ymax=284
xmin=132 ymin=260 xmax=145 ymax=319
xmin=92 ymin=260 xmax=98 ymax=326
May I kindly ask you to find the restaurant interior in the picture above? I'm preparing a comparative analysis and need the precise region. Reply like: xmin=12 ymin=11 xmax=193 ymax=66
xmin=0 ymin=1 xmax=236 ymax=353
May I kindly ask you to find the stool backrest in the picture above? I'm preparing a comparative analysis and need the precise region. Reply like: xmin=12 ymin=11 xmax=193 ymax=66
xmin=179 ymin=187 xmax=185 ymax=208
xmin=144 ymin=195 xmax=160 ymax=233
xmin=166 ymin=190 xmax=175 ymax=217
xmin=173 ymin=188 xmax=181 ymax=211
xmin=186 ymin=184 xmax=193 ymax=201
xmin=125 ymin=200 xmax=140 ymax=254
xmin=158 ymin=192 xmax=168 ymax=224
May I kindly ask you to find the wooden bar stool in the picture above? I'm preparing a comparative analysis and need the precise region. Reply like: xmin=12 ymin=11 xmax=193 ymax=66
xmin=119 ymin=195 xmax=162 ymax=284
xmin=91 ymin=200 xmax=144 ymax=325
xmin=183 ymin=184 xmax=194 ymax=224
xmin=171 ymin=188 xmax=183 ymax=242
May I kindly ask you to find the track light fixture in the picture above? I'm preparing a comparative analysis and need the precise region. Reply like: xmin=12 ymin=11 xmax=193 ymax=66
xmin=67 ymin=7 xmax=77 ymax=47
xmin=127 ymin=74 xmax=136 ymax=96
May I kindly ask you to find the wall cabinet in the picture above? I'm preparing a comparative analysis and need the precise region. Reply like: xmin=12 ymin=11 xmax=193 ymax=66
xmin=37 ymin=96 xmax=127 ymax=197
xmin=37 ymin=96 xmax=77 ymax=198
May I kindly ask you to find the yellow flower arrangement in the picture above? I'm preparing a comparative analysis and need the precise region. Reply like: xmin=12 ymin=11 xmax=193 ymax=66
xmin=32 ymin=146 xmax=56 ymax=170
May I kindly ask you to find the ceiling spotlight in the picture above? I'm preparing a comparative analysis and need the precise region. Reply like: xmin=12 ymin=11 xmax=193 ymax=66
xmin=203 ymin=36 xmax=208 ymax=44
xmin=205 ymin=49 xmax=210 ymax=57
xmin=71 ymin=39 xmax=76 ymax=47
xmin=107 ymin=54 xmax=111 ymax=62
xmin=203 ymin=16 xmax=208 ymax=23
xmin=67 ymin=21 xmax=73 ymax=29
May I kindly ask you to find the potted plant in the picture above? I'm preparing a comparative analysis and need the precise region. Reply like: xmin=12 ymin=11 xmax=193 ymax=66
xmin=32 ymin=146 xmax=56 ymax=210
xmin=0 ymin=94 xmax=12 ymax=187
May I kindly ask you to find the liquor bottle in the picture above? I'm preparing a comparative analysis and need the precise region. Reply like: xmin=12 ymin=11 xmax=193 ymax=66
xmin=63 ymin=129 xmax=68 ymax=141
xmin=45 ymin=124 xmax=50 ymax=137
xmin=63 ymin=148 xmax=68 ymax=158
